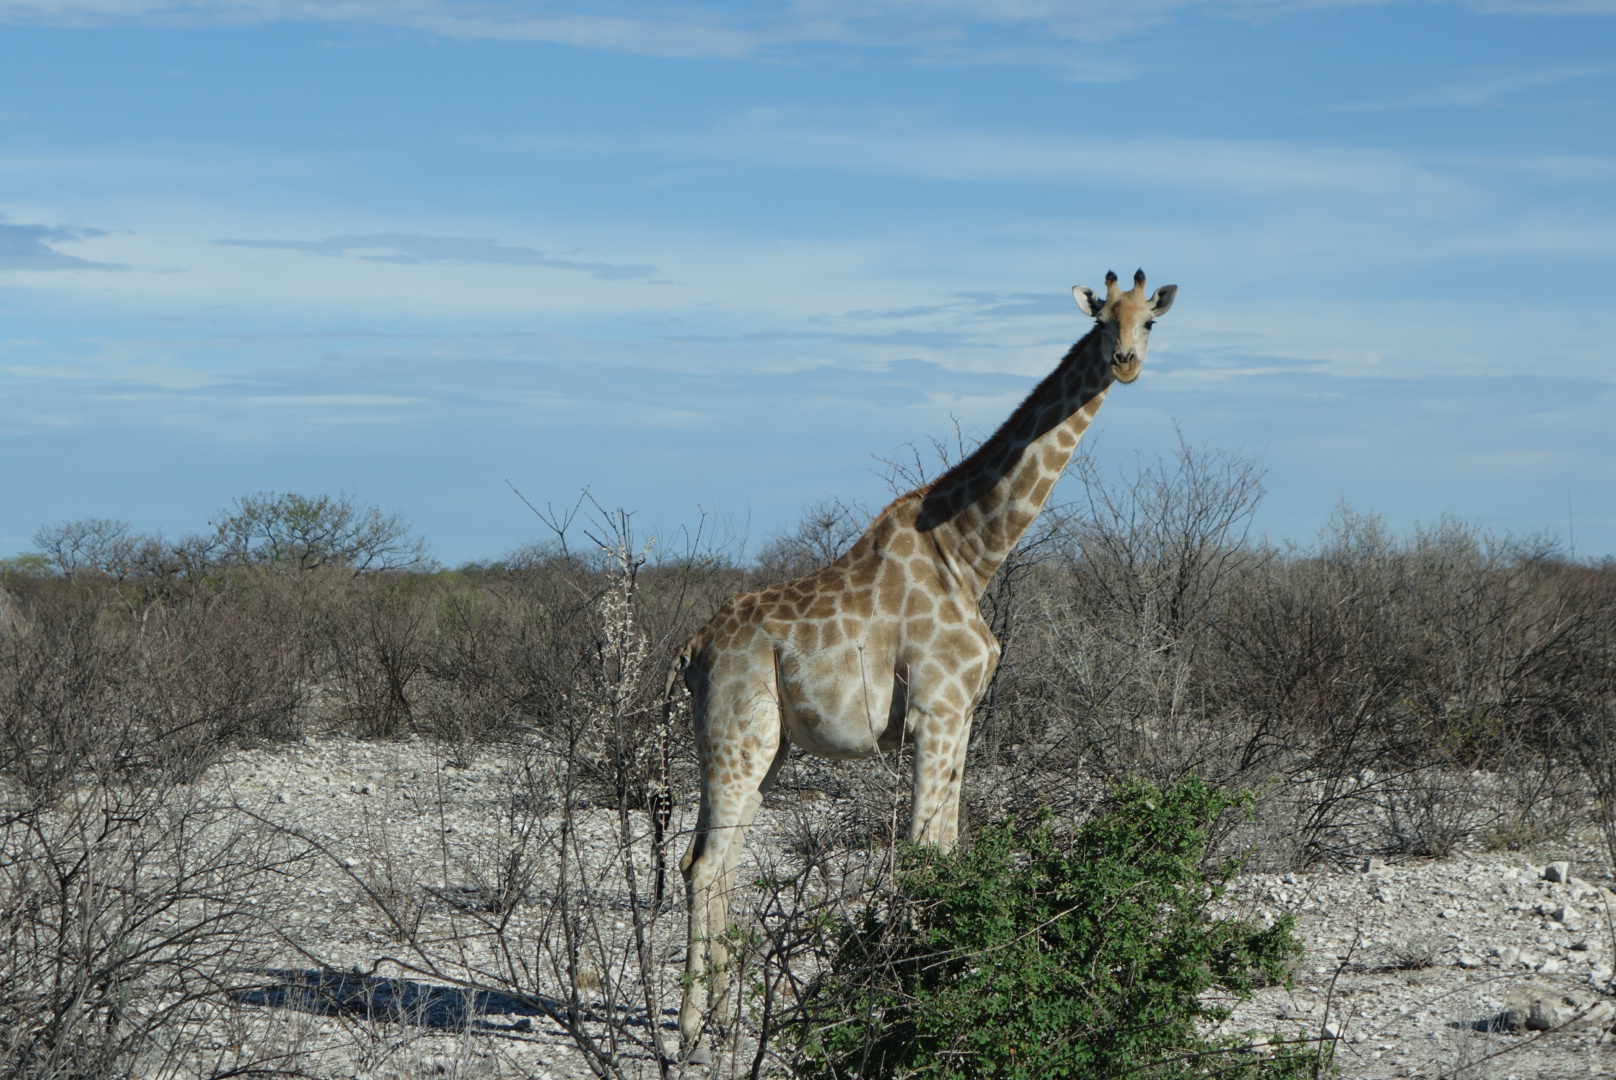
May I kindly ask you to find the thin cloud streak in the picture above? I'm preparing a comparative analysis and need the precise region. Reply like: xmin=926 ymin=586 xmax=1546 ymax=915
xmin=1436 ymin=63 xmax=1616 ymax=104
xmin=213 ymin=232 xmax=657 ymax=281
xmin=1335 ymin=62 xmax=1616 ymax=111
xmin=1457 ymin=0 xmax=1616 ymax=12
xmin=0 ymin=1 xmax=766 ymax=58
xmin=526 ymin=112 xmax=1484 ymax=202
xmin=0 ymin=222 xmax=124 ymax=271
xmin=0 ymin=0 xmax=1608 ymax=61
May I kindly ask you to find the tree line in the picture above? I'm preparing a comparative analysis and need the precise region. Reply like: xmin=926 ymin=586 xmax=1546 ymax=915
xmin=3 ymin=451 xmax=1614 ymax=871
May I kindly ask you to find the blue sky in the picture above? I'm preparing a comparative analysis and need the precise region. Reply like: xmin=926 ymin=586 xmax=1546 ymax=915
xmin=2 ymin=0 xmax=1614 ymax=565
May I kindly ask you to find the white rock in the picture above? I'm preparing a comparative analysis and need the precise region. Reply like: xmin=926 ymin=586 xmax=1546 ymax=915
xmin=1571 ymin=1000 xmax=1616 ymax=1031
xmin=1545 ymin=861 xmax=1572 ymax=883
xmin=1320 ymin=1023 xmax=1342 ymax=1040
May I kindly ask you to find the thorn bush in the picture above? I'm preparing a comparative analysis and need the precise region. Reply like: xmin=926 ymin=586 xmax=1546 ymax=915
xmin=793 ymin=777 xmax=1327 ymax=1079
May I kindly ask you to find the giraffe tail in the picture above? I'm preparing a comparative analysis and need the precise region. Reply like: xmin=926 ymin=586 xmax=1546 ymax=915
xmin=653 ymin=623 xmax=711 ymax=908
xmin=663 ymin=622 xmax=712 ymax=700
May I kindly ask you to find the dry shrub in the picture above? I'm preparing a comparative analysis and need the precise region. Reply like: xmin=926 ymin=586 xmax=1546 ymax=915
xmin=967 ymin=440 xmax=1615 ymax=869
xmin=0 ymin=778 xmax=308 ymax=1079
xmin=0 ymin=568 xmax=318 ymax=801
xmin=1382 ymin=932 xmax=1447 ymax=972
xmin=324 ymin=573 xmax=435 ymax=740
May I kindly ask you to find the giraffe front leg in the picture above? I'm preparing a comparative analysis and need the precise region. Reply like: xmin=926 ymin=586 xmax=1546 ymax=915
xmin=909 ymin=709 xmax=972 ymax=851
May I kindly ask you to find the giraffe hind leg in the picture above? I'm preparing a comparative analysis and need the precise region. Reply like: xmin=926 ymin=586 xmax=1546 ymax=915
xmin=707 ymin=736 xmax=790 ymax=1029
xmin=679 ymin=688 xmax=789 ymax=1048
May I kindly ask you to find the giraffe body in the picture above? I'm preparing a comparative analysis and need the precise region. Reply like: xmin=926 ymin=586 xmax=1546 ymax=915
xmin=671 ymin=270 xmax=1176 ymax=1052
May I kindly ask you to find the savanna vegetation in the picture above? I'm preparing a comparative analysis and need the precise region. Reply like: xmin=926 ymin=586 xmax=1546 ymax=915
xmin=3 ymin=444 xmax=1614 ymax=1077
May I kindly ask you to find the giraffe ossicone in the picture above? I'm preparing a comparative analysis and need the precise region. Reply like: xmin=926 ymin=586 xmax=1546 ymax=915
xmin=668 ymin=270 xmax=1177 ymax=1053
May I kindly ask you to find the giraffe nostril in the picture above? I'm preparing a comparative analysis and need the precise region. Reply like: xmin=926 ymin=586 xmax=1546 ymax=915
xmin=1111 ymin=354 xmax=1143 ymax=383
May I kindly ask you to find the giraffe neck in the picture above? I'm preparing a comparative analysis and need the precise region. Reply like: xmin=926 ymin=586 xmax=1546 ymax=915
xmin=913 ymin=325 xmax=1111 ymax=594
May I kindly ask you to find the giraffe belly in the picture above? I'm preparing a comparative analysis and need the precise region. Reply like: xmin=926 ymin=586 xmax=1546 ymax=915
xmin=776 ymin=657 xmax=902 ymax=761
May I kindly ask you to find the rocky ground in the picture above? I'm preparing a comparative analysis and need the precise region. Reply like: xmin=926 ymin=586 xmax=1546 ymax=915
xmin=1219 ymin=857 xmax=1616 ymax=1079
xmin=79 ymin=736 xmax=1616 ymax=1079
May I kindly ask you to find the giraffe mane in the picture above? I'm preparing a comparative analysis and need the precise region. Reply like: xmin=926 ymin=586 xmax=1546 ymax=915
xmin=907 ymin=321 xmax=1104 ymax=528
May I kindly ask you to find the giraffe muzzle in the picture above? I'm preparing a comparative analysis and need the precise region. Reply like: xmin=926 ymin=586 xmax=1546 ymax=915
xmin=1111 ymin=355 xmax=1142 ymax=383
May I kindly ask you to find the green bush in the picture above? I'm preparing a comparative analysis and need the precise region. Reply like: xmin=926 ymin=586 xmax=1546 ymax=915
xmin=794 ymin=778 xmax=1326 ymax=1079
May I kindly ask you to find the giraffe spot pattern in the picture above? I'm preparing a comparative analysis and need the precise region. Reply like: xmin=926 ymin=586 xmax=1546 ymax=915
xmin=878 ymin=567 xmax=905 ymax=615
xmin=673 ymin=301 xmax=1163 ymax=1044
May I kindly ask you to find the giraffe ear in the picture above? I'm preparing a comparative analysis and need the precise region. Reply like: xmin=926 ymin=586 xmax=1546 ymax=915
xmin=1148 ymin=285 xmax=1177 ymax=316
xmin=1072 ymin=286 xmax=1104 ymax=318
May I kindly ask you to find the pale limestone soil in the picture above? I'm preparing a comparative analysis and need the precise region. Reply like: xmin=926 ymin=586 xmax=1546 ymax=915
xmin=197 ymin=737 xmax=1616 ymax=1079
xmin=1214 ymin=857 xmax=1616 ymax=1079
xmin=213 ymin=736 xmax=694 ymax=1080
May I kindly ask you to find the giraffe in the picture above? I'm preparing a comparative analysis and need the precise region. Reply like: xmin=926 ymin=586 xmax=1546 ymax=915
xmin=667 ymin=269 xmax=1177 ymax=1053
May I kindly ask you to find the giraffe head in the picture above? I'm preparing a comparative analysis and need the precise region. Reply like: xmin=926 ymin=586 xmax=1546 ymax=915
xmin=1072 ymin=269 xmax=1177 ymax=384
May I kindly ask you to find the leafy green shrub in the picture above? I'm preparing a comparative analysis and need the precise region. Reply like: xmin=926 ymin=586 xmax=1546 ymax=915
xmin=793 ymin=777 xmax=1326 ymax=1079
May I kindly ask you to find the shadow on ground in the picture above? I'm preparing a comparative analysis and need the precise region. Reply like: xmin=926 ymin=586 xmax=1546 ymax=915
xmin=234 ymin=968 xmax=597 ymax=1030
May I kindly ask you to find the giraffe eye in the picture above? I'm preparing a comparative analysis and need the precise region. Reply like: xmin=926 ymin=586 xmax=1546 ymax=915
xmin=1144 ymin=320 xmax=1155 ymax=331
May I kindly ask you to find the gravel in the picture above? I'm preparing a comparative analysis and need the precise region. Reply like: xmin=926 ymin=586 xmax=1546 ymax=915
xmin=173 ymin=736 xmax=1616 ymax=1078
